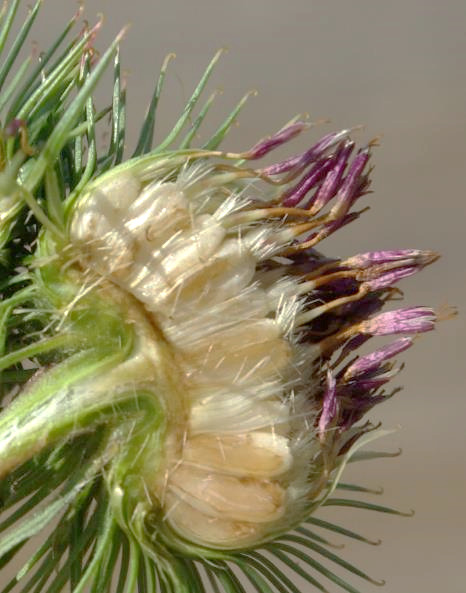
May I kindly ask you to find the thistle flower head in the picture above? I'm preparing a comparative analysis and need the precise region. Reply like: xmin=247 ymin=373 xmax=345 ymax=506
xmin=0 ymin=4 xmax=449 ymax=593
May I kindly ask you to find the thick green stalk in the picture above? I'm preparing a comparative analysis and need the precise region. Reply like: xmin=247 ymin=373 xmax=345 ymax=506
xmin=0 ymin=345 xmax=127 ymax=478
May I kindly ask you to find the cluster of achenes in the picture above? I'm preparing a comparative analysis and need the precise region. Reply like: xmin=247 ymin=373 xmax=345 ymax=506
xmin=0 ymin=3 xmax=441 ymax=593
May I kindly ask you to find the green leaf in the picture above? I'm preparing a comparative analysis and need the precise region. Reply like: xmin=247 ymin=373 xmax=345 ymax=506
xmin=133 ymin=52 xmax=175 ymax=156
xmin=294 ymin=525 xmax=343 ymax=549
xmin=347 ymin=449 xmax=402 ymax=462
xmin=276 ymin=534 xmax=385 ymax=586
xmin=0 ymin=54 xmax=31 ymax=114
xmin=335 ymin=482 xmax=383 ymax=494
xmin=264 ymin=547 xmax=328 ymax=593
xmin=235 ymin=559 xmax=275 ymax=593
xmin=179 ymin=88 xmax=220 ymax=149
xmin=0 ymin=486 xmax=78 ymax=560
xmin=6 ymin=8 xmax=79 ymax=120
xmin=202 ymin=90 xmax=255 ymax=150
xmin=268 ymin=542 xmax=364 ymax=593
xmin=306 ymin=517 xmax=381 ymax=546
xmin=323 ymin=497 xmax=414 ymax=516
xmin=155 ymin=49 xmax=225 ymax=152
xmin=114 ymin=535 xmax=131 ymax=593
xmin=242 ymin=551 xmax=303 ymax=593
xmin=24 ymin=27 xmax=127 ymax=193
xmin=212 ymin=563 xmax=248 ymax=593
xmin=0 ymin=0 xmax=41 ymax=92
xmin=0 ymin=0 xmax=21 ymax=58
xmin=70 ymin=508 xmax=116 ymax=593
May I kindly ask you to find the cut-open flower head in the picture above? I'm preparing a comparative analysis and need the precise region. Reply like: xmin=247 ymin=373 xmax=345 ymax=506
xmin=0 ymin=3 xmax=450 ymax=593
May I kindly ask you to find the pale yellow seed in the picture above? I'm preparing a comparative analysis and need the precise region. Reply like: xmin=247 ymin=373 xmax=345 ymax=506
xmin=182 ymin=432 xmax=291 ymax=477
xmin=164 ymin=493 xmax=261 ymax=548
xmin=169 ymin=465 xmax=285 ymax=523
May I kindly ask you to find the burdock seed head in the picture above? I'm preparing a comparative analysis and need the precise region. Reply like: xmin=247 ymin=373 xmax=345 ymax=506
xmin=0 ymin=3 xmax=452 ymax=593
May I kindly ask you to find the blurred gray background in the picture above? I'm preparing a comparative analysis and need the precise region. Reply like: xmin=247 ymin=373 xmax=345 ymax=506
xmin=20 ymin=1 xmax=466 ymax=592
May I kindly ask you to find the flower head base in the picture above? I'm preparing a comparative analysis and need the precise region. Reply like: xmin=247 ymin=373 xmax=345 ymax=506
xmin=0 ymin=4 xmax=449 ymax=593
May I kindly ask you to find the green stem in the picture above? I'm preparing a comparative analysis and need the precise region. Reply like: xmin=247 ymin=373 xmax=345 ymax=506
xmin=0 ymin=345 xmax=129 ymax=478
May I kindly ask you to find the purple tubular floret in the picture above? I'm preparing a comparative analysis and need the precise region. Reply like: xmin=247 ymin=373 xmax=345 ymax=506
xmin=345 ymin=337 xmax=413 ymax=379
xmin=362 ymin=306 xmax=436 ymax=336
xmin=329 ymin=148 xmax=371 ymax=219
xmin=311 ymin=141 xmax=355 ymax=212
xmin=345 ymin=249 xmax=434 ymax=269
xmin=246 ymin=122 xmax=308 ymax=159
xmin=262 ymin=129 xmax=350 ymax=176
xmin=318 ymin=209 xmax=363 ymax=240
xmin=282 ymin=156 xmax=335 ymax=207
xmin=364 ymin=265 xmax=418 ymax=290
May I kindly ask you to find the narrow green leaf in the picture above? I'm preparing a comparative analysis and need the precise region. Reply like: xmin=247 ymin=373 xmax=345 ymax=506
xmin=44 ymin=168 xmax=65 ymax=228
xmin=212 ymin=563 xmax=247 ymax=593
xmin=24 ymin=29 xmax=127 ymax=193
xmin=17 ymin=35 xmax=87 ymax=122
xmin=74 ymin=119 xmax=84 ymax=180
xmin=110 ymin=48 xmax=124 ymax=159
xmin=19 ymin=549 xmax=59 ymax=593
xmin=235 ymin=559 xmax=275 ymax=593
xmin=155 ymin=49 xmax=225 ymax=152
xmin=307 ymin=517 xmax=382 ymax=546
xmin=323 ymin=497 xmax=414 ymax=516
xmin=205 ymin=569 xmax=223 ymax=593
xmin=6 ymin=7 xmax=79 ymax=119
xmin=179 ymin=89 xmax=220 ymax=149
xmin=0 ymin=0 xmax=41 ymax=92
xmin=133 ymin=52 xmax=175 ymax=156
xmin=0 ymin=55 xmax=31 ymax=114
xmin=69 ymin=484 xmax=96 ymax=588
xmin=68 ymin=105 xmax=112 ymax=139
xmin=143 ymin=555 xmax=158 ymax=593
xmin=269 ymin=542 xmax=364 ymax=593
xmin=12 ymin=504 xmax=85 ymax=593
xmin=0 ymin=488 xmax=75 ymax=560
xmin=0 ymin=434 xmax=97 ymax=512
xmin=277 ymin=534 xmax=385 ymax=586
xmin=0 ymin=543 xmax=29 ymax=593
xmin=202 ymin=90 xmax=255 ymax=150
xmin=123 ymin=540 xmax=140 ymax=593
xmin=347 ymin=449 xmax=402 ymax=462
xmin=0 ymin=472 xmax=71 ymax=533
xmin=294 ymin=525 xmax=343 ymax=548
xmin=45 ymin=494 xmax=102 ymax=593
xmin=138 ymin=556 xmax=148 ymax=593
xmin=182 ymin=560 xmax=205 ymax=593
xmin=335 ymin=482 xmax=383 ymax=495
xmin=73 ymin=62 xmax=97 ymax=195
xmin=245 ymin=551 xmax=303 ymax=593
xmin=115 ymin=535 xmax=130 ymax=593
xmin=264 ymin=547 xmax=328 ymax=593
xmin=0 ymin=0 xmax=20 ymax=58
xmin=98 ymin=48 xmax=126 ymax=171
xmin=67 ymin=508 xmax=116 ymax=593
xmin=89 ymin=530 xmax=122 ymax=593
xmin=16 ymin=183 xmax=65 ymax=238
